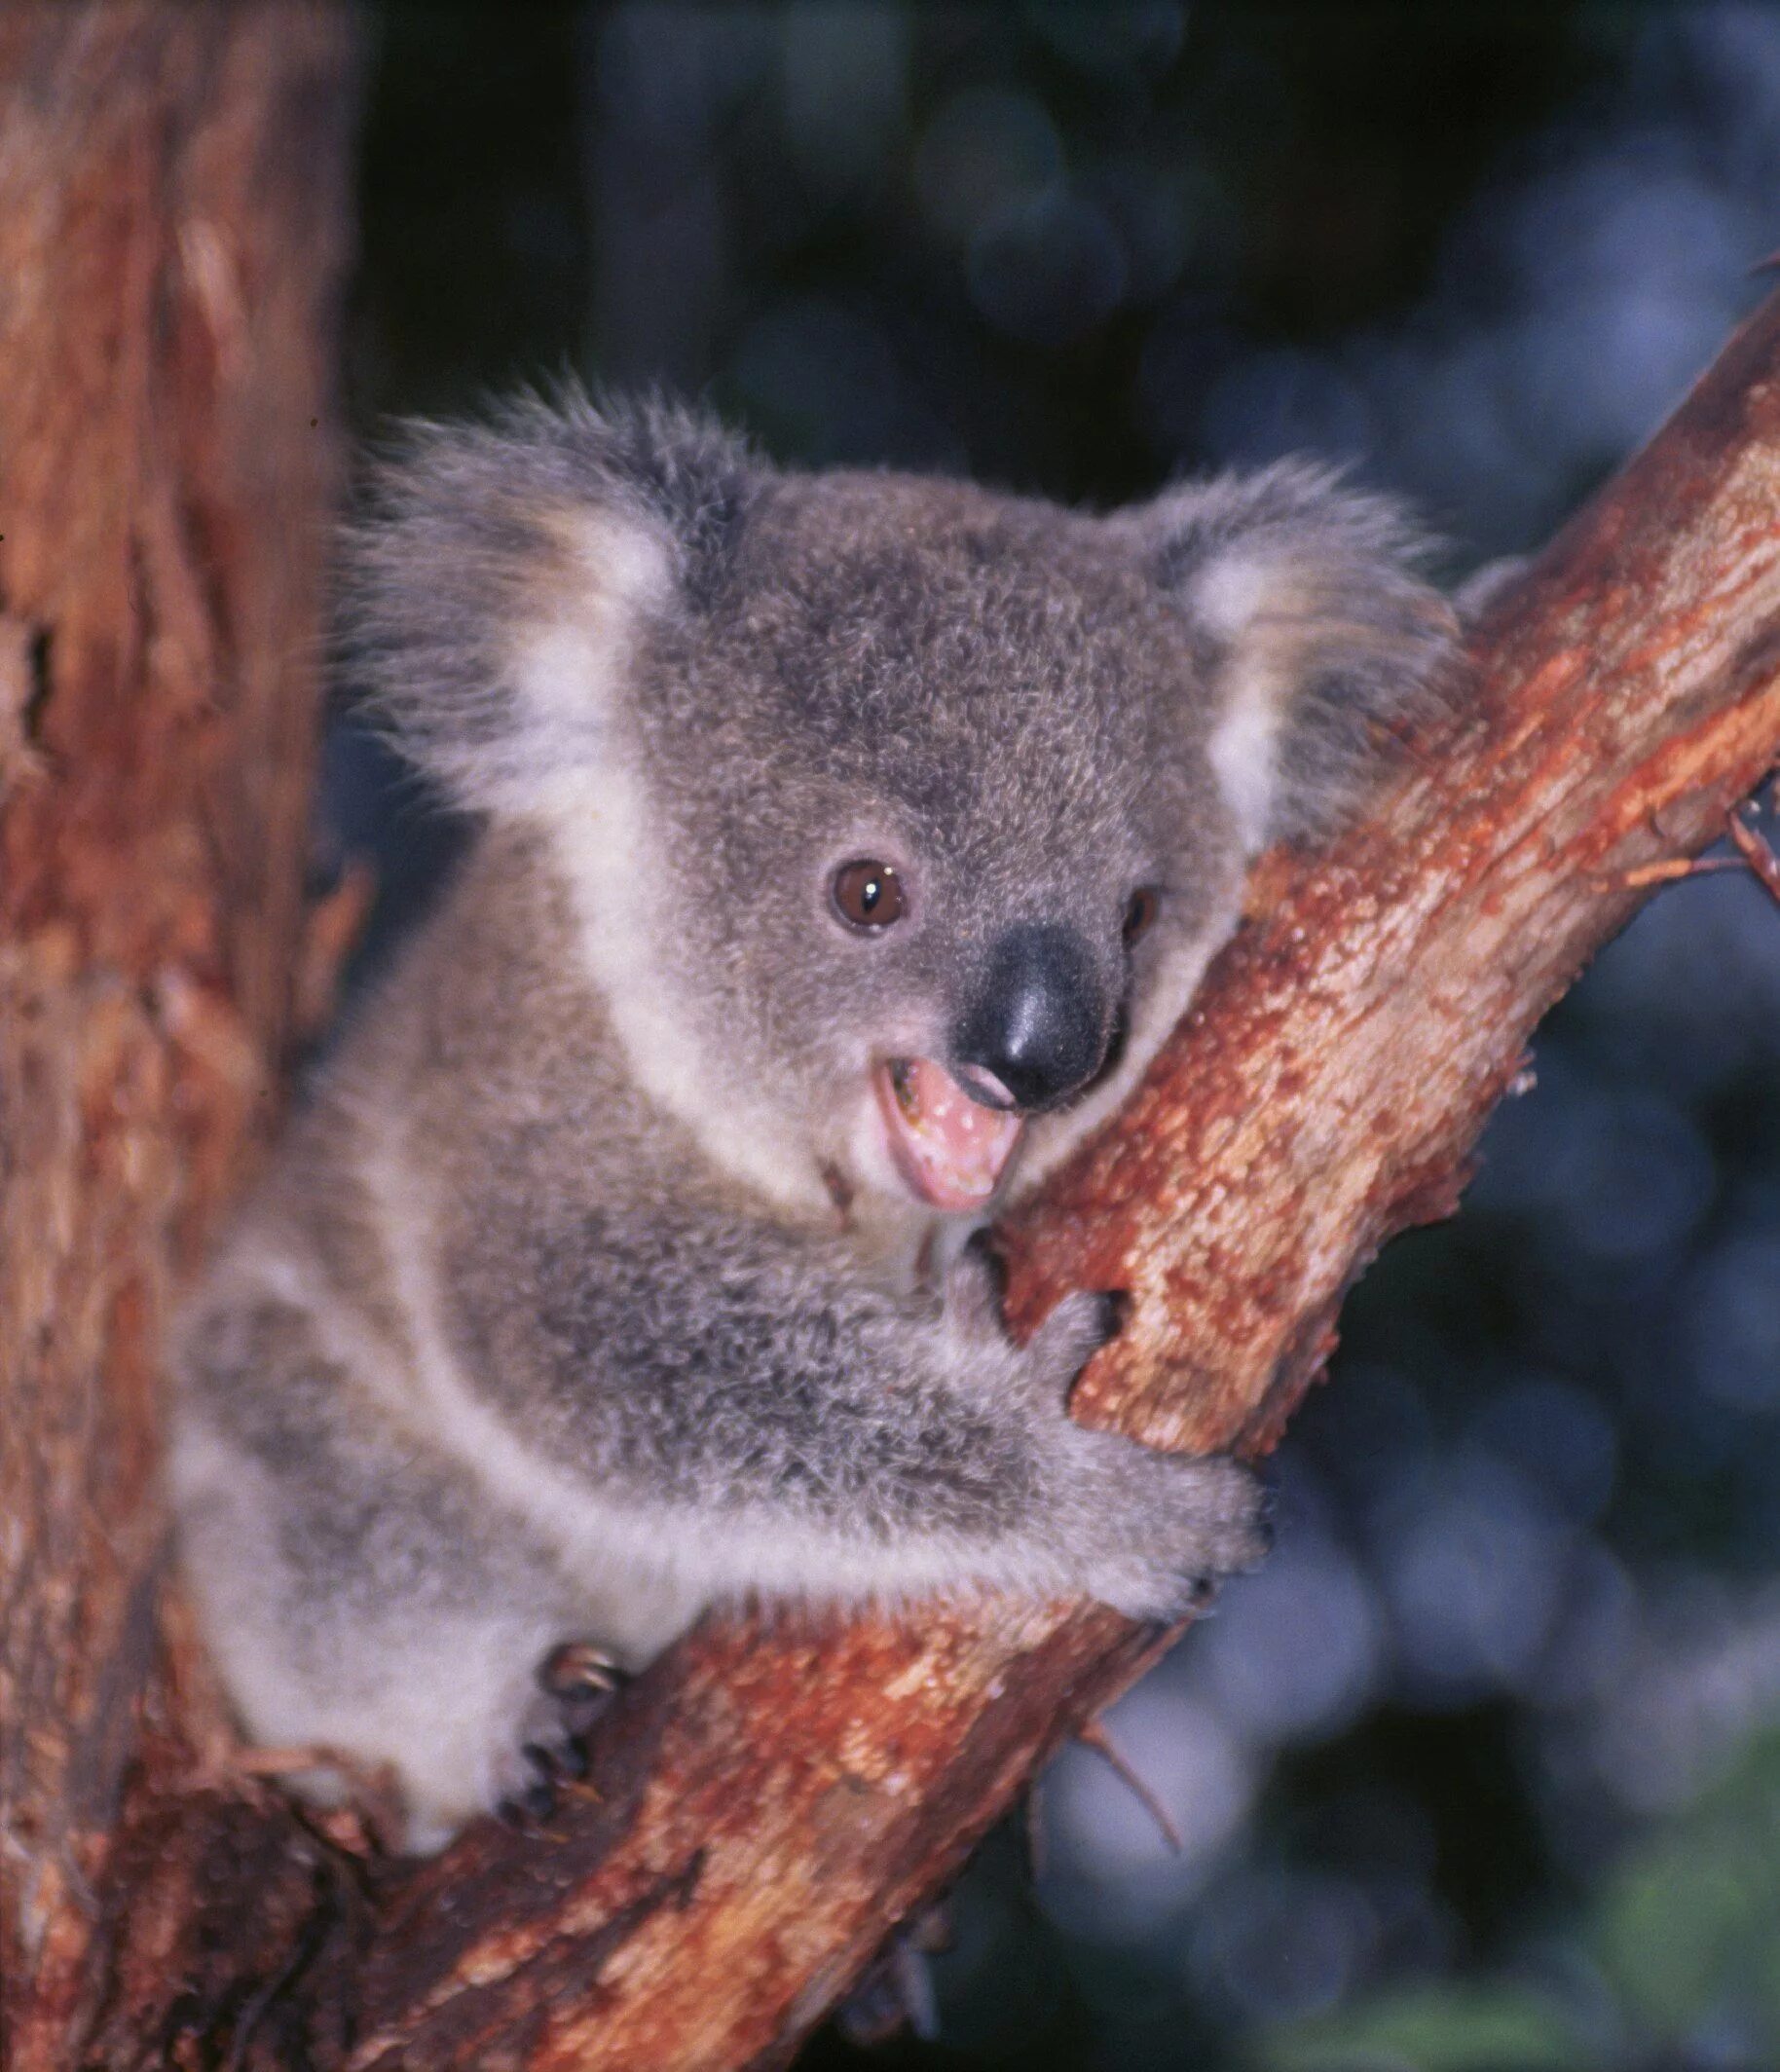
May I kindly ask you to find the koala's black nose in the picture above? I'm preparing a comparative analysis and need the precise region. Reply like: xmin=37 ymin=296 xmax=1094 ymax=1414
xmin=952 ymin=924 xmax=1107 ymax=1114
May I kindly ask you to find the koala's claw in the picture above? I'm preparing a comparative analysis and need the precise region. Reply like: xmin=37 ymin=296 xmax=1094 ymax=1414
xmin=1178 ymin=1572 xmax=1220 ymax=1615
xmin=533 ymin=1731 xmax=591 ymax=1782
xmin=491 ymin=1641 xmax=628 ymax=1826
xmin=538 ymin=1639 xmax=625 ymax=1708
xmin=497 ymin=1758 xmax=564 ymax=1829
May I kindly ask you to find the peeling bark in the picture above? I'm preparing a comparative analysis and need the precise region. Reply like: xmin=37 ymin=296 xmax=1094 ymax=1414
xmin=0 ymin=8 xmax=352 ymax=2066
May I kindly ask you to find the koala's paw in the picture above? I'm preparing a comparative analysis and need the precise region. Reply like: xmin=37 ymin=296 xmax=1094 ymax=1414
xmin=490 ymin=1640 xmax=627 ymax=1826
xmin=1022 ymin=1288 xmax=1128 ymax=1398
xmin=941 ymin=1238 xmax=1015 ymax=1342
xmin=940 ymin=1254 xmax=1268 ymax=1617
xmin=944 ymin=1245 xmax=1123 ymax=1404
xmin=1066 ymin=1436 xmax=1272 ymax=1622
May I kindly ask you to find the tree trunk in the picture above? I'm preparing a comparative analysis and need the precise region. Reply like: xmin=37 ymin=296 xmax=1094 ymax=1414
xmin=7 ymin=11 xmax=1780 ymax=2063
xmin=0 ymin=8 xmax=354 ymax=2066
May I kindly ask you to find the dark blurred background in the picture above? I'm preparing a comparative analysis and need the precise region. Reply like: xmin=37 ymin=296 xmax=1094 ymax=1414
xmin=329 ymin=7 xmax=1780 ymax=2066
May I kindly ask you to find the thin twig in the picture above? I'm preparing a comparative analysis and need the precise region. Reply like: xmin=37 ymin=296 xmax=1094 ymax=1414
xmin=1074 ymin=1719 xmax=1182 ymax=1854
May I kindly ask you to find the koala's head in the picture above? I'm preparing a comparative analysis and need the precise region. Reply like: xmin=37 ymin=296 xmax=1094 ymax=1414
xmin=352 ymin=391 xmax=1456 ymax=1226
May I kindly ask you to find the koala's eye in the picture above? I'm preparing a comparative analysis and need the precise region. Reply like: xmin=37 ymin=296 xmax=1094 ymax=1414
xmin=1123 ymin=886 xmax=1161 ymax=947
xmin=833 ymin=859 xmax=906 ymax=932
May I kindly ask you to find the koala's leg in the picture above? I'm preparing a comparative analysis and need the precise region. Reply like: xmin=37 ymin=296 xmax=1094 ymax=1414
xmin=171 ymin=1294 xmax=618 ymax=1847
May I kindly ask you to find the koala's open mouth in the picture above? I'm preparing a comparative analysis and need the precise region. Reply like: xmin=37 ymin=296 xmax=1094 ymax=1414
xmin=874 ymin=1056 xmax=1024 ymax=1212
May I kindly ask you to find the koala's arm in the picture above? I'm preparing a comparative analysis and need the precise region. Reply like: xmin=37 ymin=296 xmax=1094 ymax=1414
xmin=446 ymin=1202 xmax=1265 ymax=1622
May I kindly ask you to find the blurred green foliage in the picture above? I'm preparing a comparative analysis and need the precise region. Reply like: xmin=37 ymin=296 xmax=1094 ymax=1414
xmin=1263 ymin=1730 xmax=1780 ymax=2070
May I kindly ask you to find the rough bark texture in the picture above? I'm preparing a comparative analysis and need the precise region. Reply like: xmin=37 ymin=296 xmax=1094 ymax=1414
xmin=0 ymin=8 xmax=353 ymax=2066
xmin=7 ymin=12 xmax=1780 ymax=2058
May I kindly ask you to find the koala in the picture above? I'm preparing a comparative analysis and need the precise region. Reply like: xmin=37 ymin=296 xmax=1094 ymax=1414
xmin=168 ymin=390 xmax=1457 ymax=1849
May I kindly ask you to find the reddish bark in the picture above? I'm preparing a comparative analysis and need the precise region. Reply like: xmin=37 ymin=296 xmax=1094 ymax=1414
xmin=0 ymin=8 xmax=353 ymax=2065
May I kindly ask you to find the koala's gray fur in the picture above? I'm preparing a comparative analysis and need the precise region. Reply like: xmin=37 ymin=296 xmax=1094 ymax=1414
xmin=169 ymin=390 xmax=1458 ymax=1848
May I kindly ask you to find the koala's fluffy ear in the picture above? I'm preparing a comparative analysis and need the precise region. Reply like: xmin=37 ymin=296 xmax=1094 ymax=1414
xmin=344 ymin=388 xmax=760 ymax=811
xmin=1120 ymin=462 xmax=1460 ymax=854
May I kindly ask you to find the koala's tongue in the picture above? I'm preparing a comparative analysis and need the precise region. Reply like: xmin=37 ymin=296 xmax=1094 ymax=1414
xmin=875 ymin=1056 xmax=1024 ymax=1211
